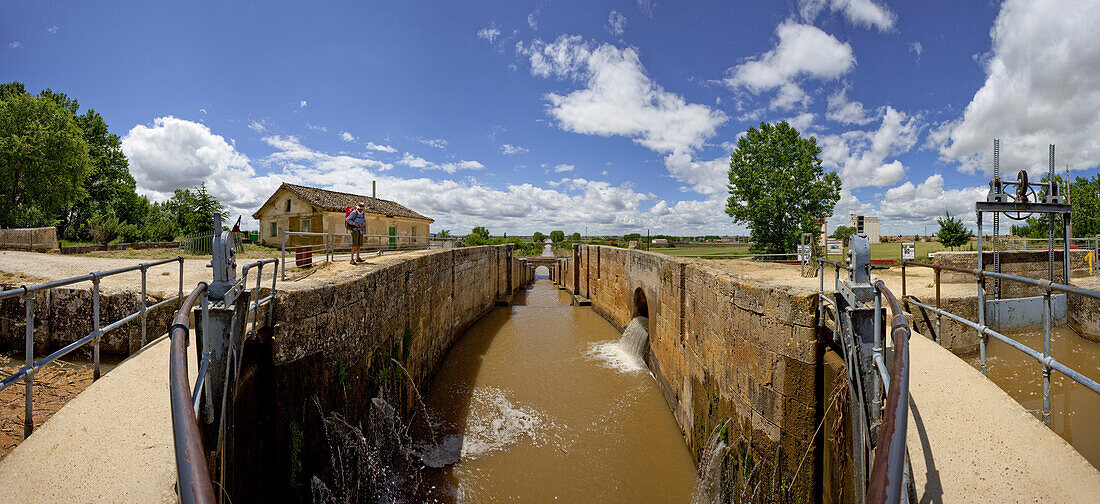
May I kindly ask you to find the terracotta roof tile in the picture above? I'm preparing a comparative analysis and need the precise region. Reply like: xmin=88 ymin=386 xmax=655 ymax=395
xmin=256 ymin=183 xmax=433 ymax=222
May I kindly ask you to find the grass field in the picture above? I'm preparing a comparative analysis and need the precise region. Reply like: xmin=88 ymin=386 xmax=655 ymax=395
xmin=653 ymin=241 xmax=957 ymax=261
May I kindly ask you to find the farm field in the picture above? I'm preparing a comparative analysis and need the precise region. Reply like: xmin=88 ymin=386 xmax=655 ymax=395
xmin=653 ymin=241 xmax=957 ymax=261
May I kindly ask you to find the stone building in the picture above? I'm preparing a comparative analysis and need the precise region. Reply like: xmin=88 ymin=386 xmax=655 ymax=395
xmin=252 ymin=182 xmax=433 ymax=247
xmin=849 ymin=214 xmax=881 ymax=244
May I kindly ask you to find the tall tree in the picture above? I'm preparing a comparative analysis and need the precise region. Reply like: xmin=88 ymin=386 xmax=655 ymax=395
xmin=726 ymin=121 xmax=841 ymax=255
xmin=531 ymin=231 xmax=546 ymax=243
xmin=549 ymin=230 xmax=565 ymax=242
xmin=470 ymin=226 xmax=490 ymax=239
xmin=0 ymin=92 xmax=91 ymax=227
xmin=831 ymin=225 xmax=857 ymax=246
xmin=936 ymin=211 xmax=973 ymax=250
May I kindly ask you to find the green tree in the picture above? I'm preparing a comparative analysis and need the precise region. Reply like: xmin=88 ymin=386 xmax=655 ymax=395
xmin=1070 ymin=174 xmax=1100 ymax=237
xmin=532 ymin=231 xmax=546 ymax=243
xmin=471 ymin=226 xmax=490 ymax=239
xmin=549 ymin=230 xmax=565 ymax=242
xmin=61 ymin=108 xmax=139 ymax=240
xmin=437 ymin=229 xmax=452 ymax=239
xmin=570 ymin=232 xmax=582 ymax=241
xmin=726 ymin=121 xmax=841 ymax=255
xmin=0 ymin=92 xmax=91 ymax=227
xmin=936 ymin=211 xmax=973 ymax=250
xmin=87 ymin=212 xmax=120 ymax=246
xmin=831 ymin=225 xmax=857 ymax=246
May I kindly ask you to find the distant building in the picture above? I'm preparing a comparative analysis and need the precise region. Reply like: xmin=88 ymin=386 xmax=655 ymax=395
xmin=652 ymin=238 xmax=668 ymax=245
xmin=252 ymin=182 xmax=433 ymax=247
xmin=849 ymin=214 xmax=880 ymax=244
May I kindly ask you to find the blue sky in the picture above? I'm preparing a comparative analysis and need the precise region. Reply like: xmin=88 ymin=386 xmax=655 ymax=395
xmin=4 ymin=0 xmax=1099 ymax=236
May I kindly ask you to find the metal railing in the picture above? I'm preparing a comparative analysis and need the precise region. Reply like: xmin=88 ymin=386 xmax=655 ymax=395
xmin=168 ymin=282 xmax=215 ymax=504
xmin=670 ymin=252 xmax=798 ymax=259
xmin=279 ymin=231 xmax=434 ymax=279
xmin=817 ymin=258 xmax=912 ymax=504
xmin=901 ymin=260 xmax=1100 ymax=426
xmin=0 ymin=256 xmax=185 ymax=438
xmin=169 ymin=257 xmax=278 ymax=504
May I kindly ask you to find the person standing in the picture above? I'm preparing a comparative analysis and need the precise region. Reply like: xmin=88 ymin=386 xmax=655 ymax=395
xmin=346 ymin=202 xmax=367 ymax=264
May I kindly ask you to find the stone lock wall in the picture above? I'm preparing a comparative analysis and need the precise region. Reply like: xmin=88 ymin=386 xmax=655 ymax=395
xmin=571 ymin=245 xmax=821 ymax=501
xmin=0 ymin=285 xmax=176 ymax=356
xmin=261 ymin=244 xmax=526 ymax=500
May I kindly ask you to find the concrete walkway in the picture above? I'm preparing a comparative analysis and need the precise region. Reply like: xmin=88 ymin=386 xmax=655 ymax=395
xmin=906 ymin=330 xmax=1100 ymax=503
xmin=0 ymin=334 xmax=194 ymax=503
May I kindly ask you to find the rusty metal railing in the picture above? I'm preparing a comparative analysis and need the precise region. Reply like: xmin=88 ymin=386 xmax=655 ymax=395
xmin=169 ymin=282 xmax=216 ymax=504
xmin=868 ymin=280 xmax=911 ymax=504
xmin=0 ymin=256 xmax=185 ymax=438
xmin=901 ymin=260 xmax=1100 ymax=426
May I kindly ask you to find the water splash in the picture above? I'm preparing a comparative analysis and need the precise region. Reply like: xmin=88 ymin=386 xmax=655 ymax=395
xmin=586 ymin=316 xmax=650 ymax=373
xmin=691 ymin=419 xmax=730 ymax=504
xmin=459 ymin=385 xmax=551 ymax=459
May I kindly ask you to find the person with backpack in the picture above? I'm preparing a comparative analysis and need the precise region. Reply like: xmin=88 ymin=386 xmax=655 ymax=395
xmin=345 ymin=203 xmax=367 ymax=264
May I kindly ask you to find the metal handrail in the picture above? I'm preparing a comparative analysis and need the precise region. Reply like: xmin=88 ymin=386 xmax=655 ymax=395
xmin=168 ymin=282 xmax=216 ymax=504
xmin=868 ymin=281 xmax=911 ymax=504
xmin=901 ymin=259 xmax=1100 ymax=426
xmin=0 ymin=256 xmax=185 ymax=437
xmin=279 ymin=231 xmax=432 ymax=279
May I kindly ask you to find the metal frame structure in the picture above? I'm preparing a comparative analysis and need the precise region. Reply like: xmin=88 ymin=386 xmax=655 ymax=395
xmin=0 ymin=256 xmax=185 ymax=438
xmin=170 ymin=217 xmax=279 ymax=504
xmin=978 ymin=140 xmax=1072 ymax=300
xmin=818 ymin=233 xmax=913 ymax=504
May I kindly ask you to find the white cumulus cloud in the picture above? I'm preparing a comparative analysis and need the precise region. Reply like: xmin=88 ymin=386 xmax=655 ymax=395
xmin=501 ymin=144 xmax=529 ymax=155
xmin=477 ymin=25 xmax=501 ymax=44
xmin=366 ymin=141 xmax=396 ymax=153
xmin=818 ymin=106 xmax=922 ymax=189
xmin=607 ymin=10 xmax=627 ymax=37
xmin=398 ymin=153 xmax=484 ymax=174
xmin=932 ymin=0 xmax=1100 ymax=177
xmin=724 ymin=22 xmax=855 ymax=110
xmin=826 ymin=88 xmax=874 ymax=125
xmin=340 ymin=131 xmax=356 ymax=142
xmin=799 ymin=0 xmax=896 ymax=32
xmin=122 ymin=117 xmax=282 ymax=221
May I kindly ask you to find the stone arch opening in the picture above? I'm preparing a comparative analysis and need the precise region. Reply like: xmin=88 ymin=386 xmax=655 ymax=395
xmin=535 ymin=265 xmax=550 ymax=280
xmin=633 ymin=287 xmax=649 ymax=318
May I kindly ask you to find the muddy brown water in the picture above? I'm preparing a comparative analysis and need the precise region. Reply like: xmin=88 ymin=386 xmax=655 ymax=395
xmin=968 ymin=326 xmax=1100 ymax=468
xmin=421 ymin=279 xmax=698 ymax=502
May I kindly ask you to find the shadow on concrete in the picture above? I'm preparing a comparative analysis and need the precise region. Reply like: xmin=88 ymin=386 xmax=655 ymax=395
xmin=909 ymin=396 xmax=943 ymax=504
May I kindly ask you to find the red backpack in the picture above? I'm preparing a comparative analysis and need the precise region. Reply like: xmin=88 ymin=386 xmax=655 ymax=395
xmin=344 ymin=206 xmax=357 ymax=230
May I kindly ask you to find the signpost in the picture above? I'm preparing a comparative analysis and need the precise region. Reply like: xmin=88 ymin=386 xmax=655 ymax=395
xmin=901 ymin=242 xmax=916 ymax=260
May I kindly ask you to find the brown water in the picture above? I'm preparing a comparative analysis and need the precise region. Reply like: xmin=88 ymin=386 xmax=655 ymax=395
xmin=421 ymin=280 xmax=698 ymax=502
xmin=969 ymin=326 xmax=1100 ymax=468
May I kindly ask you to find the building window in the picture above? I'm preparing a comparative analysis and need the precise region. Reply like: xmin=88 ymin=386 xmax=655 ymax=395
xmin=285 ymin=199 xmax=291 ymax=212
xmin=302 ymin=219 xmax=311 ymax=233
xmin=270 ymin=222 xmax=278 ymax=237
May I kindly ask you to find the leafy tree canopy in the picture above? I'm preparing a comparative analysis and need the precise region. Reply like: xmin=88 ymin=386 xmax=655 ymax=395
xmin=470 ymin=226 xmax=490 ymax=239
xmin=569 ymin=232 xmax=582 ymax=241
xmin=532 ymin=231 xmax=546 ymax=243
xmin=936 ymin=211 xmax=974 ymax=250
xmin=726 ymin=121 xmax=841 ymax=255
xmin=0 ymin=91 xmax=91 ymax=227
xmin=549 ymin=230 xmax=565 ymax=242
xmin=831 ymin=225 xmax=857 ymax=245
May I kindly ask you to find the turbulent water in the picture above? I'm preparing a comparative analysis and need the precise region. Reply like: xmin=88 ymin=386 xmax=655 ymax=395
xmin=587 ymin=316 xmax=650 ymax=374
xmin=691 ymin=421 xmax=730 ymax=504
xmin=418 ymin=280 xmax=697 ymax=502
